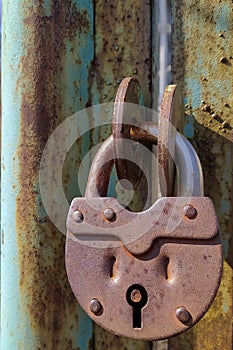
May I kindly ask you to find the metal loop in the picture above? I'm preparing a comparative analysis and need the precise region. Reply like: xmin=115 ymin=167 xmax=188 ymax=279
xmin=85 ymin=126 xmax=203 ymax=199
xmin=85 ymin=135 xmax=114 ymax=198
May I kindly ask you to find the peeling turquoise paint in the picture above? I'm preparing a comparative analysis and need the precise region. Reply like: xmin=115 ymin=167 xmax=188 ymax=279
xmin=222 ymin=283 xmax=230 ymax=314
xmin=221 ymin=198 xmax=231 ymax=215
xmin=195 ymin=52 xmax=208 ymax=78
xmin=1 ymin=1 xmax=94 ymax=349
xmin=41 ymin=0 xmax=53 ymax=17
xmin=214 ymin=4 xmax=231 ymax=33
xmin=223 ymin=240 xmax=229 ymax=257
xmin=184 ymin=114 xmax=195 ymax=139
xmin=212 ymin=79 xmax=232 ymax=101
xmin=1 ymin=2 xmax=31 ymax=349
xmin=77 ymin=308 xmax=93 ymax=350
xmin=185 ymin=77 xmax=202 ymax=109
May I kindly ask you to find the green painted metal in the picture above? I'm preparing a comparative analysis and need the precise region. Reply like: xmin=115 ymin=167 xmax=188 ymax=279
xmin=169 ymin=0 xmax=233 ymax=349
xmin=1 ymin=0 xmax=154 ymax=349
xmin=1 ymin=0 xmax=232 ymax=349
xmin=1 ymin=1 xmax=93 ymax=349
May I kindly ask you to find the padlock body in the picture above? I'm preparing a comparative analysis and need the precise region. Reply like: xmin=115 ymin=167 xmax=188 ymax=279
xmin=66 ymin=197 xmax=222 ymax=340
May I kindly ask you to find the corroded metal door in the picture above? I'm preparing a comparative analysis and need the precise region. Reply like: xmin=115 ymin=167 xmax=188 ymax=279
xmin=1 ymin=1 xmax=232 ymax=349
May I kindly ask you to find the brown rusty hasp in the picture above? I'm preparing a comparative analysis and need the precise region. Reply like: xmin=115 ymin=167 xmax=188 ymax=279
xmin=65 ymin=77 xmax=223 ymax=341
xmin=112 ymin=77 xmax=147 ymax=189
xmin=112 ymin=77 xmax=183 ymax=196
xmin=158 ymin=85 xmax=184 ymax=196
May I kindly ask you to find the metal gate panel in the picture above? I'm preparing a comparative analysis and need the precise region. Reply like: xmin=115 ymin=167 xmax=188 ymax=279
xmin=1 ymin=1 xmax=94 ymax=349
xmin=1 ymin=1 xmax=233 ymax=349
xmin=170 ymin=1 xmax=233 ymax=348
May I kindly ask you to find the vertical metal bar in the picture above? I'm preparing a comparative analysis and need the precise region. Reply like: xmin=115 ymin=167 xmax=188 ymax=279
xmin=153 ymin=340 xmax=169 ymax=350
xmin=158 ymin=0 xmax=171 ymax=108
xmin=152 ymin=0 xmax=159 ymax=112
xmin=152 ymin=0 xmax=172 ymax=207
xmin=1 ymin=1 xmax=94 ymax=349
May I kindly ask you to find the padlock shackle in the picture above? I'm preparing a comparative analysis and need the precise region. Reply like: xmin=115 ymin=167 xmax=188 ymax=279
xmin=85 ymin=128 xmax=204 ymax=198
xmin=85 ymin=135 xmax=114 ymax=197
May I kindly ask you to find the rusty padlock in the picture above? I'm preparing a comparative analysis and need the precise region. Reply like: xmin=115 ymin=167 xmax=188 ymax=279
xmin=65 ymin=131 xmax=223 ymax=340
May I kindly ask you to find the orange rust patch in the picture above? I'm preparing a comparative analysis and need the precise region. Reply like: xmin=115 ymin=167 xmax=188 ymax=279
xmin=15 ymin=1 xmax=91 ymax=348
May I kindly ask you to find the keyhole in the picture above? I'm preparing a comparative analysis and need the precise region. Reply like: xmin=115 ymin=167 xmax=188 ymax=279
xmin=126 ymin=284 xmax=148 ymax=329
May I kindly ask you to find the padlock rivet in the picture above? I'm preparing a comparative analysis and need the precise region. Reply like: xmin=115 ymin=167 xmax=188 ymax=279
xmin=104 ymin=208 xmax=116 ymax=222
xmin=73 ymin=210 xmax=84 ymax=223
xmin=90 ymin=298 xmax=103 ymax=315
xmin=176 ymin=306 xmax=191 ymax=324
xmin=183 ymin=205 xmax=197 ymax=219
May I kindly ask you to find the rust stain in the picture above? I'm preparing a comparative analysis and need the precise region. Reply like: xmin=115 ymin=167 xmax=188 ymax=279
xmin=16 ymin=1 xmax=91 ymax=349
xmin=93 ymin=0 xmax=151 ymax=106
xmin=89 ymin=1 xmax=152 ymax=348
xmin=170 ymin=0 xmax=233 ymax=348
xmin=86 ymin=0 xmax=152 ymax=152
xmin=93 ymin=325 xmax=151 ymax=350
xmin=2 ymin=229 xmax=4 ymax=245
xmin=169 ymin=262 xmax=233 ymax=350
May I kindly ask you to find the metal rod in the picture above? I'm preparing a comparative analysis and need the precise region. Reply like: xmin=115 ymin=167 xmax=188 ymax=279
xmin=158 ymin=0 xmax=171 ymax=108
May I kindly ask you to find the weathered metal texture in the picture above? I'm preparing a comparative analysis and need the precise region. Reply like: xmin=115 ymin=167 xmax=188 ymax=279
xmin=66 ymin=133 xmax=222 ymax=339
xmin=91 ymin=0 xmax=152 ymax=106
xmin=158 ymin=85 xmax=183 ymax=196
xmin=66 ymin=123 xmax=222 ymax=340
xmin=66 ymin=198 xmax=222 ymax=340
xmin=67 ymin=197 xmax=220 ymax=252
xmin=112 ymin=77 xmax=152 ymax=211
xmin=112 ymin=77 xmax=145 ymax=189
xmin=112 ymin=80 xmax=183 ymax=209
xmin=170 ymin=0 xmax=233 ymax=348
xmin=88 ymin=0 xmax=152 ymax=154
xmin=1 ymin=1 xmax=93 ymax=349
xmin=93 ymin=328 xmax=151 ymax=350
xmin=86 ymin=125 xmax=203 ymax=199
xmin=90 ymin=2 xmax=153 ymax=348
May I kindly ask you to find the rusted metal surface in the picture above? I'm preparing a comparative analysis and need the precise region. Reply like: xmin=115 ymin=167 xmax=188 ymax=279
xmin=66 ymin=172 xmax=222 ymax=340
xmin=87 ymin=0 xmax=153 ymax=225
xmin=112 ymin=77 xmax=153 ymax=211
xmin=170 ymin=0 xmax=233 ymax=348
xmin=130 ymin=122 xmax=159 ymax=143
xmin=112 ymin=77 xmax=145 ymax=189
xmin=93 ymin=328 xmax=151 ymax=350
xmin=66 ymin=199 xmax=222 ymax=340
xmin=85 ymin=136 xmax=114 ymax=198
xmin=158 ymin=85 xmax=184 ymax=196
xmin=84 ymin=2 xmax=153 ymax=239
xmin=67 ymin=196 xmax=221 ymax=253
xmin=2 ymin=1 xmax=93 ymax=349
xmin=112 ymin=81 xmax=184 ymax=200
xmin=1 ymin=0 xmax=153 ymax=348
xmin=66 ymin=123 xmax=222 ymax=340
xmin=89 ymin=0 xmax=152 ymax=107
xmin=85 ymin=126 xmax=203 ymax=199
